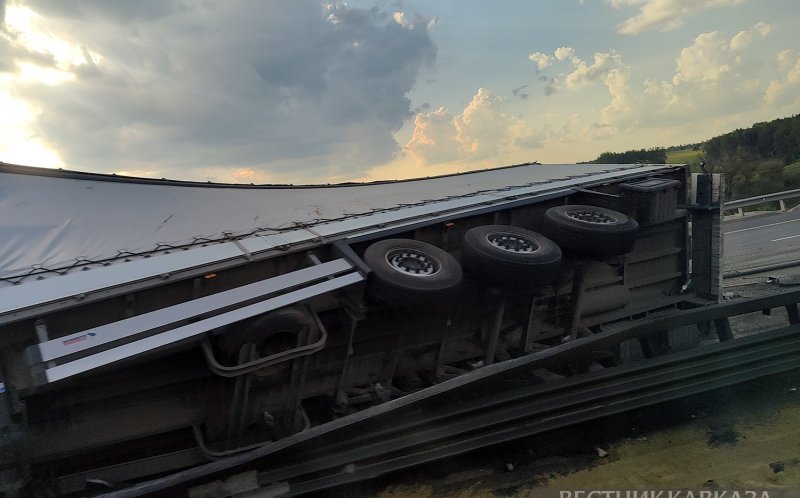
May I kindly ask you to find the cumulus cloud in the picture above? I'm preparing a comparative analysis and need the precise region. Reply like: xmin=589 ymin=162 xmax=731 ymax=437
xmin=528 ymin=46 xmax=577 ymax=72
xmin=528 ymin=51 xmax=552 ymax=70
xmin=673 ymin=31 xmax=735 ymax=84
xmin=777 ymin=49 xmax=795 ymax=71
xmin=528 ymin=46 xmax=623 ymax=95
xmin=405 ymin=88 xmax=543 ymax=165
xmin=405 ymin=106 xmax=459 ymax=165
xmin=1 ymin=0 xmax=436 ymax=181
xmin=729 ymin=30 xmax=752 ymax=51
xmin=729 ymin=22 xmax=770 ymax=50
xmin=392 ymin=11 xmax=411 ymax=28
xmin=554 ymin=46 xmax=577 ymax=62
xmin=765 ymin=54 xmax=800 ymax=107
xmin=527 ymin=22 xmax=778 ymax=142
xmin=454 ymin=89 xmax=512 ymax=156
xmin=595 ymin=24 xmax=776 ymax=135
xmin=611 ymin=0 xmax=747 ymax=35
xmin=565 ymin=50 xmax=625 ymax=89
xmin=672 ymin=24 xmax=768 ymax=84
xmin=599 ymin=69 xmax=634 ymax=126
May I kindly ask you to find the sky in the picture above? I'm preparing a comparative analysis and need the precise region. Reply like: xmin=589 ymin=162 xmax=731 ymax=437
xmin=0 ymin=0 xmax=798 ymax=184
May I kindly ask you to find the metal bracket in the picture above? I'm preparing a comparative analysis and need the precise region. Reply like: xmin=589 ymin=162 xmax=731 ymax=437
xmin=200 ymin=312 xmax=329 ymax=378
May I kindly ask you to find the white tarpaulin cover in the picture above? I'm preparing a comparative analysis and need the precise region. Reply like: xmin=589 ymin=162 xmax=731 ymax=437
xmin=0 ymin=162 xmax=671 ymax=283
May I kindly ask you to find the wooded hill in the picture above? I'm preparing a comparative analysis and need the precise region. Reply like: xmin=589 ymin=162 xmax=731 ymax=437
xmin=587 ymin=113 xmax=800 ymax=201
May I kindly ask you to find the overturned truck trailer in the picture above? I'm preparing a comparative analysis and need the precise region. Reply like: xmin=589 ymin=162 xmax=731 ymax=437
xmin=0 ymin=162 xmax=720 ymax=494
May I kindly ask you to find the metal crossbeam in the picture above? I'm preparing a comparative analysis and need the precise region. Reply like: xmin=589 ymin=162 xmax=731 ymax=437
xmin=28 ymin=259 xmax=363 ymax=385
xmin=40 ymin=272 xmax=362 ymax=385
xmin=31 ymin=259 xmax=354 ymax=364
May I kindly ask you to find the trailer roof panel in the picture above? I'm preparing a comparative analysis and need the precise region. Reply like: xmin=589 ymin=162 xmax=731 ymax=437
xmin=0 ymin=162 xmax=676 ymax=283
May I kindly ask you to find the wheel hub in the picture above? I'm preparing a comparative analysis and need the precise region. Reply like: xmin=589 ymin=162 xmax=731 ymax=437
xmin=385 ymin=249 xmax=439 ymax=276
xmin=565 ymin=209 xmax=618 ymax=224
xmin=487 ymin=233 xmax=537 ymax=253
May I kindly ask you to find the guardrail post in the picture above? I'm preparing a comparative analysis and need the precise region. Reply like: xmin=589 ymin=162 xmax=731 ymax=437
xmin=737 ymin=207 xmax=744 ymax=217
xmin=780 ymin=199 xmax=787 ymax=212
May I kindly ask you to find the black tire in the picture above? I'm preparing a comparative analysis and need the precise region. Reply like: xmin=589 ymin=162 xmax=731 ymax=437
xmin=541 ymin=205 xmax=638 ymax=257
xmin=363 ymin=238 xmax=462 ymax=304
xmin=217 ymin=306 xmax=317 ymax=358
xmin=462 ymin=225 xmax=562 ymax=288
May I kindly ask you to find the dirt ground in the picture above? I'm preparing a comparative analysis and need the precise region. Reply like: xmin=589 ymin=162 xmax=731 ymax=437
xmin=340 ymin=277 xmax=800 ymax=498
xmin=367 ymin=376 xmax=800 ymax=498
xmin=544 ymin=390 xmax=800 ymax=491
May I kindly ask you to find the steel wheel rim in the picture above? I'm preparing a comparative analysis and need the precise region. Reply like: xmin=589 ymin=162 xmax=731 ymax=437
xmin=486 ymin=233 xmax=537 ymax=253
xmin=385 ymin=248 xmax=440 ymax=276
xmin=565 ymin=208 xmax=618 ymax=224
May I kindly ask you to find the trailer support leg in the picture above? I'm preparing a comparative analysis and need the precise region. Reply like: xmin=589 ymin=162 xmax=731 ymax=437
xmin=566 ymin=260 xmax=589 ymax=341
xmin=521 ymin=293 xmax=537 ymax=353
xmin=786 ymin=304 xmax=800 ymax=325
xmin=485 ymin=294 xmax=507 ymax=366
xmin=714 ymin=318 xmax=734 ymax=342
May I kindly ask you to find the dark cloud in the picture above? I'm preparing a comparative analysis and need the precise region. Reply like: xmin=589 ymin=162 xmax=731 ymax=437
xmin=413 ymin=102 xmax=432 ymax=113
xmin=538 ymin=76 xmax=559 ymax=96
xmin=22 ymin=0 xmax=182 ymax=22
xmin=10 ymin=0 xmax=436 ymax=181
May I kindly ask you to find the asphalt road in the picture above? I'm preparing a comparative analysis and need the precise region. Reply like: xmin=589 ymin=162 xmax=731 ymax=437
xmin=724 ymin=208 xmax=800 ymax=271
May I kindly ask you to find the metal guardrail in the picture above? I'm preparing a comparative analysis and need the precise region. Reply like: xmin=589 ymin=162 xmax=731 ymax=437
xmin=726 ymin=188 xmax=800 ymax=211
xmin=722 ymin=188 xmax=800 ymax=276
xmin=103 ymin=289 xmax=800 ymax=497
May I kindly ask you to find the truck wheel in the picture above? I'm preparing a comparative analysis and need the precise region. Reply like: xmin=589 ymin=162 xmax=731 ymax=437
xmin=217 ymin=306 xmax=317 ymax=359
xmin=462 ymin=225 xmax=562 ymax=288
xmin=363 ymin=238 xmax=462 ymax=304
xmin=542 ymin=205 xmax=638 ymax=257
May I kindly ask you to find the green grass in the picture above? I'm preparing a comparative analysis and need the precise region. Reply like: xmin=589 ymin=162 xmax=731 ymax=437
xmin=784 ymin=160 xmax=800 ymax=187
xmin=784 ymin=160 xmax=800 ymax=174
xmin=666 ymin=148 xmax=704 ymax=166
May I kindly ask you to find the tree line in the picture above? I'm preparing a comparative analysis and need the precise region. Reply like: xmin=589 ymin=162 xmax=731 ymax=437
xmin=586 ymin=113 xmax=800 ymax=201
xmin=587 ymin=148 xmax=667 ymax=164
xmin=704 ymin=114 xmax=800 ymax=200
xmin=705 ymin=114 xmax=800 ymax=165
